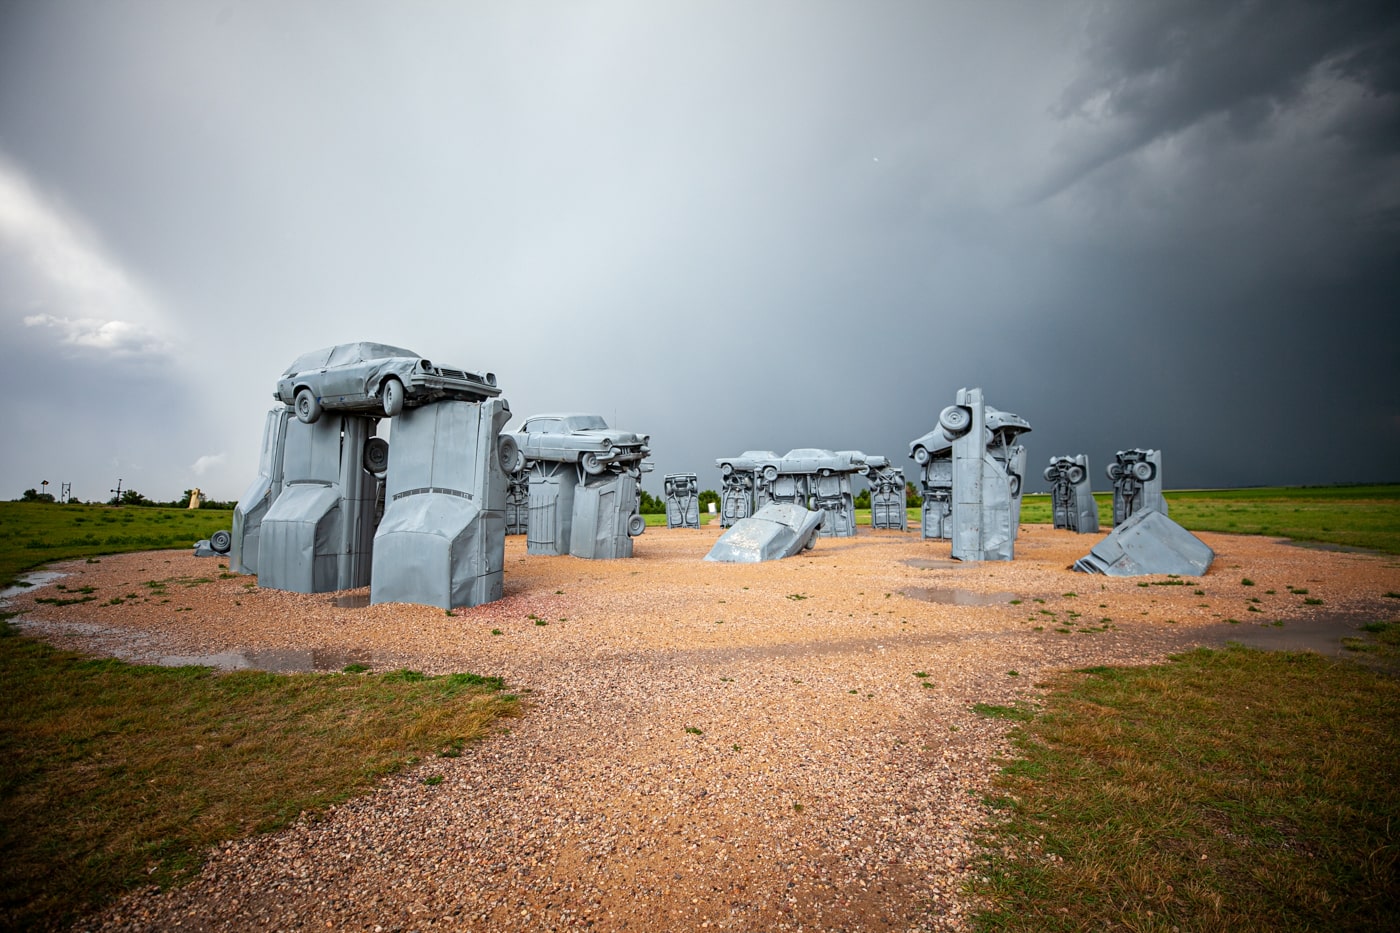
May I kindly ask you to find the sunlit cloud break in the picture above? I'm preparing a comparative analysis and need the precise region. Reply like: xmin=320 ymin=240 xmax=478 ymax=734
xmin=0 ymin=154 xmax=172 ymax=357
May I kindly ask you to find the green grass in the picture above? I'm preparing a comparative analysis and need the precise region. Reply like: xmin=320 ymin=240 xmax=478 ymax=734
xmin=1017 ymin=484 xmax=1400 ymax=554
xmin=0 ymin=615 xmax=518 ymax=929
xmin=0 ymin=502 xmax=235 ymax=588
xmin=971 ymin=645 xmax=1400 ymax=932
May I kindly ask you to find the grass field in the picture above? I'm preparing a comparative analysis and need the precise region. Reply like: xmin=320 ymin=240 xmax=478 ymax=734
xmin=0 ymin=614 xmax=519 ymax=930
xmin=971 ymin=644 xmax=1400 ymax=932
xmin=0 ymin=503 xmax=234 ymax=588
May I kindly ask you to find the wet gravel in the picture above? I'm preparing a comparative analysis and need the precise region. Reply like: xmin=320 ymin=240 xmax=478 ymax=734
xmin=8 ymin=523 xmax=1398 ymax=932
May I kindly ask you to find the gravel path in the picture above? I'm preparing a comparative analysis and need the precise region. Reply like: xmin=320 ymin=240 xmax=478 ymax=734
xmin=10 ymin=524 xmax=1399 ymax=932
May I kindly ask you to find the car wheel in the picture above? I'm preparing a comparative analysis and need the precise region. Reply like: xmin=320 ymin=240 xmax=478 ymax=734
xmin=363 ymin=437 xmax=390 ymax=474
xmin=497 ymin=434 xmax=523 ymax=473
xmin=1107 ymin=463 xmax=1124 ymax=481
xmin=939 ymin=405 xmax=971 ymax=435
xmin=1008 ymin=473 xmax=1022 ymax=497
xmin=1043 ymin=465 xmax=1058 ymax=482
xmin=209 ymin=529 xmax=232 ymax=554
xmin=803 ymin=533 xmax=817 ymax=551
xmin=762 ymin=465 xmax=778 ymax=482
xmin=382 ymin=377 xmax=405 ymax=417
xmin=913 ymin=445 xmax=930 ymax=465
xmin=1068 ymin=465 xmax=1086 ymax=484
xmin=720 ymin=463 xmax=733 ymax=478
xmin=1132 ymin=461 xmax=1155 ymax=481
xmin=294 ymin=388 xmax=322 ymax=424
xmin=582 ymin=452 xmax=607 ymax=475
xmin=627 ymin=513 xmax=647 ymax=536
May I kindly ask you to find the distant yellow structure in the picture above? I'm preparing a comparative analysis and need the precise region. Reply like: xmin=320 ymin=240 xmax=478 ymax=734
xmin=188 ymin=488 xmax=203 ymax=509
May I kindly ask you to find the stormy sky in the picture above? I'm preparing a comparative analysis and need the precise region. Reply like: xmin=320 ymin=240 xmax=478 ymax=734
xmin=2 ymin=0 xmax=1397 ymax=504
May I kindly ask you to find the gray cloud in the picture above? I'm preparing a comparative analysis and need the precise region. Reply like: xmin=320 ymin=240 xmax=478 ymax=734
xmin=0 ymin=1 xmax=1395 ymax=504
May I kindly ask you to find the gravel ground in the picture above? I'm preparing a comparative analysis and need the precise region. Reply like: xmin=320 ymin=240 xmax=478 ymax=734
xmin=9 ymin=523 xmax=1400 ymax=932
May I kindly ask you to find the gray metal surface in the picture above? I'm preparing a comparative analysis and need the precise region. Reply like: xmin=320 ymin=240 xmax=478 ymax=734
xmin=1045 ymin=454 xmax=1099 ymax=533
xmin=230 ymin=407 xmax=291 ymax=575
xmin=1072 ymin=507 xmax=1213 ymax=576
xmin=370 ymin=397 xmax=513 ymax=608
xmin=704 ymin=502 xmax=824 ymax=563
xmin=867 ymin=464 xmax=908 ymax=531
xmin=716 ymin=451 xmax=777 ymax=528
xmin=504 ymin=464 xmax=530 ymax=535
xmin=1108 ymin=448 xmax=1167 ymax=526
xmin=934 ymin=388 xmax=1031 ymax=561
xmin=276 ymin=342 xmax=499 ymax=424
xmin=258 ymin=414 xmax=380 ymax=594
xmin=664 ymin=473 xmax=701 ymax=529
xmin=509 ymin=414 xmax=652 ymax=558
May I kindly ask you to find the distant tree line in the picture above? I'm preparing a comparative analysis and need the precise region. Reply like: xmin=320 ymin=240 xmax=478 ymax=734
xmin=15 ymin=488 xmax=236 ymax=509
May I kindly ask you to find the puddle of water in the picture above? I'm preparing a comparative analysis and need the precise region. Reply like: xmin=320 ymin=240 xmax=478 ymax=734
xmin=0 ymin=571 xmax=67 ymax=601
xmin=903 ymin=559 xmax=960 ymax=570
xmin=332 ymin=593 xmax=372 ymax=608
xmin=902 ymin=587 xmax=1018 ymax=606
xmin=159 ymin=647 xmax=373 ymax=673
xmin=1192 ymin=615 xmax=1375 ymax=657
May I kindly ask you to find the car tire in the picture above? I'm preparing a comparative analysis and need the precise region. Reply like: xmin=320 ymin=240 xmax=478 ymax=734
xmin=762 ymin=465 xmax=778 ymax=482
xmin=1068 ymin=465 xmax=1086 ymax=484
xmin=720 ymin=463 xmax=733 ymax=478
xmin=382 ymin=377 xmax=405 ymax=417
xmin=1008 ymin=473 xmax=1022 ymax=497
xmin=582 ymin=452 xmax=607 ymax=475
xmin=1043 ymin=465 xmax=1058 ymax=482
xmin=1132 ymin=461 xmax=1155 ymax=481
xmin=913 ymin=445 xmax=930 ymax=465
xmin=1107 ymin=463 xmax=1124 ymax=481
xmin=295 ymin=388 xmax=322 ymax=424
xmin=363 ymin=437 xmax=390 ymax=474
xmin=939 ymin=405 xmax=971 ymax=434
xmin=627 ymin=513 xmax=647 ymax=536
xmin=209 ymin=529 xmax=232 ymax=554
xmin=497 ymin=434 xmax=523 ymax=474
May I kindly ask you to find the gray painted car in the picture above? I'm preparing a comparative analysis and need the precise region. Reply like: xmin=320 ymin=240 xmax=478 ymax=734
xmin=276 ymin=341 xmax=500 ymax=424
xmin=512 ymin=413 xmax=650 ymax=475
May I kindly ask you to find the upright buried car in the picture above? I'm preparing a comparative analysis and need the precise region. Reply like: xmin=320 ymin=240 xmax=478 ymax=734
xmin=275 ymin=341 xmax=499 ymax=424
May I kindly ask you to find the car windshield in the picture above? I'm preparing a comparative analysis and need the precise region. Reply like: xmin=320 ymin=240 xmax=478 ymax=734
xmin=562 ymin=415 xmax=609 ymax=431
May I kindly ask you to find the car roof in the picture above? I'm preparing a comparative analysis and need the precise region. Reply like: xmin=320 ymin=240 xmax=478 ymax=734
xmin=283 ymin=342 xmax=419 ymax=374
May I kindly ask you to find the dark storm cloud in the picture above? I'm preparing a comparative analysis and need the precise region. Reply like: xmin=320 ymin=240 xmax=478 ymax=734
xmin=0 ymin=1 xmax=1395 ymax=501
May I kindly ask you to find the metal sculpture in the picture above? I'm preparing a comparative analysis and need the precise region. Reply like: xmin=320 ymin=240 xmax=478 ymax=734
xmin=716 ymin=449 xmax=866 ymax=538
xmin=1044 ymin=455 xmax=1099 ymax=533
xmin=910 ymin=388 xmax=1030 ymax=561
xmin=232 ymin=342 xmax=511 ymax=609
xmin=1108 ymin=448 xmax=1167 ymax=526
xmin=704 ymin=502 xmax=823 ymax=562
xmin=230 ymin=407 xmax=291 ymax=575
xmin=509 ymin=413 xmax=651 ymax=559
xmin=716 ymin=451 xmax=776 ymax=527
xmin=664 ymin=473 xmax=701 ymax=529
xmin=867 ymin=462 xmax=908 ymax=531
xmin=504 ymin=464 xmax=530 ymax=536
xmin=276 ymin=342 xmax=498 ymax=423
xmin=370 ymin=397 xmax=516 ymax=607
xmin=256 ymin=413 xmax=382 ymax=594
xmin=1073 ymin=508 xmax=1213 ymax=576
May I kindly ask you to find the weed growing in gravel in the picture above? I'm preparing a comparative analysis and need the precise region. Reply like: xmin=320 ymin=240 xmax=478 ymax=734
xmin=1241 ymin=577 xmax=1255 ymax=586
xmin=684 ymin=726 xmax=704 ymax=735
xmin=423 ymin=775 xmax=444 ymax=786
xmin=914 ymin=671 xmax=930 ymax=679
xmin=972 ymin=702 xmax=1034 ymax=721
xmin=786 ymin=593 xmax=809 ymax=600
xmin=491 ymin=629 xmax=503 ymax=636
xmin=1304 ymin=597 xmax=1324 ymax=605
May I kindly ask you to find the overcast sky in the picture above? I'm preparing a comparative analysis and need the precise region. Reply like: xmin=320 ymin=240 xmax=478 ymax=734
xmin=2 ymin=0 xmax=1397 ymax=504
